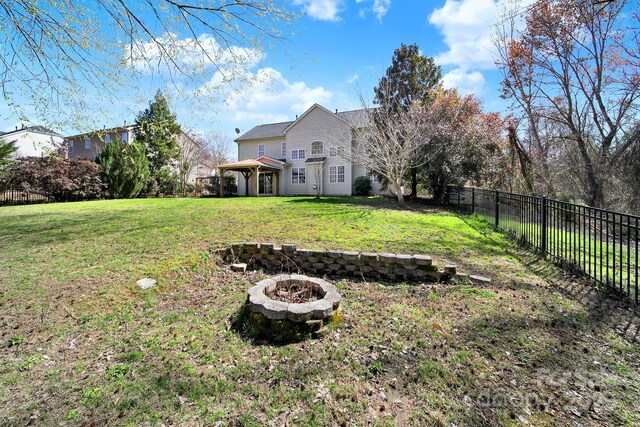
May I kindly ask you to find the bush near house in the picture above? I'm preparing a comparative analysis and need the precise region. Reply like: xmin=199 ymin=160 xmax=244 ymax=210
xmin=353 ymin=175 xmax=372 ymax=196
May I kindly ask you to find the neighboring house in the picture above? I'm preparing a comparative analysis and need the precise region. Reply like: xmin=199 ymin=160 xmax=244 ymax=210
xmin=0 ymin=125 xmax=64 ymax=158
xmin=66 ymin=125 xmax=212 ymax=183
xmin=66 ymin=125 xmax=135 ymax=160
xmin=220 ymin=103 xmax=387 ymax=196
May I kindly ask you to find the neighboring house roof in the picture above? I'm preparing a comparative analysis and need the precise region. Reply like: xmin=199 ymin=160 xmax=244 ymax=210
xmin=234 ymin=104 xmax=369 ymax=142
xmin=66 ymin=125 xmax=135 ymax=140
xmin=0 ymin=125 xmax=64 ymax=139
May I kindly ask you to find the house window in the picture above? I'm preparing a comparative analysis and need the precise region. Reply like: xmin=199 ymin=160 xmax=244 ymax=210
xmin=121 ymin=132 xmax=128 ymax=143
xmin=84 ymin=138 xmax=91 ymax=149
xmin=105 ymin=135 xmax=111 ymax=143
xmin=292 ymin=167 xmax=306 ymax=184
xmin=258 ymin=144 xmax=265 ymax=156
xmin=291 ymin=149 xmax=305 ymax=160
xmin=330 ymin=165 xmax=345 ymax=183
xmin=329 ymin=146 xmax=345 ymax=157
xmin=281 ymin=142 xmax=286 ymax=158
xmin=311 ymin=140 xmax=323 ymax=155
xmin=68 ymin=141 xmax=74 ymax=153
xmin=365 ymin=167 xmax=378 ymax=183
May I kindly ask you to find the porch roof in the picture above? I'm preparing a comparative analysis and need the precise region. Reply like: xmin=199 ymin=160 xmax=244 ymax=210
xmin=218 ymin=156 xmax=284 ymax=172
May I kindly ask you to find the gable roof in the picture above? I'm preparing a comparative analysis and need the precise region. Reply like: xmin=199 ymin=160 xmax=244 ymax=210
xmin=0 ymin=125 xmax=64 ymax=138
xmin=234 ymin=121 xmax=293 ymax=142
xmin=235 ymin=104 xmax=368 ymax=143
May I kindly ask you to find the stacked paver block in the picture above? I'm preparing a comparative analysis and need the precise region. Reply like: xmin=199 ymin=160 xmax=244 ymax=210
xmin=214 ymin=242 xmax=450 ymax=282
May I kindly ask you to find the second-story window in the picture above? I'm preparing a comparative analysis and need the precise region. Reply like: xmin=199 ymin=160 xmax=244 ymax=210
xmin=291 ymin=149 xmax=305 ymax=160
xmin=105 ymin=135 xmax=111 ymax=143
xmin=68 ymin=141 xmax=74 ymax=153
xmin=311 ymin=140 xmax=324 ymax=155
xmin=121 ymin=132 xmax=128 ymax=143
xmin=84 ymin=138 xmax=91 ymax=149
xmin=258 ymin=144 xmax=265 ymax=156
xmin=281 ymin=142 xmax=286 ymax=158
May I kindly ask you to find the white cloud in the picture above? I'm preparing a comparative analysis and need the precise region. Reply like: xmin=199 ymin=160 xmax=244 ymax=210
xmin=429 ymin=0 xmax=499 ymax=71
xmin=122 ymin=32 xmax=264 ymax=74
xmin=441 ymin=68 xmax=485 ymax=95
xmin=356 ymin=0 xmax=391 ymax=21
xmin=226 ymin=67 xmax=333 ymax=122
xmin=347 ymin=73 xmax=360 ymax=83
xmin=294 ymin=0 xmax=344 ymax=22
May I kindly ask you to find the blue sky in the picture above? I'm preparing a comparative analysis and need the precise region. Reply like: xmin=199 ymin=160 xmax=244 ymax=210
xmin=0 ymin=0 xmax=510 ymax=147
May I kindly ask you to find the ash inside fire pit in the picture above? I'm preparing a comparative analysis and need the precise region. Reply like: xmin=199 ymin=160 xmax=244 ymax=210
xmin=265 ymin=279 xmax=323 ymax=303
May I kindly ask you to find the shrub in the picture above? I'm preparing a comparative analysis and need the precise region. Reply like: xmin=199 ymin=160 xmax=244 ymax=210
xmin=3 ymin=156 xmax=104 ymax=202
xmin=97 ymin=141 xmax=150 ymax=198
xmin=353 ymin=176 xmax=372 ymax=196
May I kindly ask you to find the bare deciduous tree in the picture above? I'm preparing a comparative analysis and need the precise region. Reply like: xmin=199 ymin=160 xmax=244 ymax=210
xmin=335 ymin=94 xmax=429 ymax=204
xmin=494 ymin=0 xmax=640 ymax=207
xmin=177 ymin=131 xmax=210 ymax=195
xmin=0 ymin=1 xmax=294 ymax=127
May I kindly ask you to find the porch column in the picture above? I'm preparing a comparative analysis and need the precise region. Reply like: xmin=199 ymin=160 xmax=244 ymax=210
xmin=255 ymin=166 xmax=260 ymax=197
xmin=274 ymin=171 xmax=279 ymax=196
xmin=218 ymin=168 xmax=224 ymax=197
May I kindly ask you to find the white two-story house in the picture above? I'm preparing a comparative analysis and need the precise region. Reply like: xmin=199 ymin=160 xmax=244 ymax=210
xmin=221 ymin=104 xmax=387 ymax=196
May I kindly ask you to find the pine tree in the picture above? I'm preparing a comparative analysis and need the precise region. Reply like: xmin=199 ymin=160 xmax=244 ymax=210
xmin=98 ymin=140 xmax=150 ymax=198
xmin=134 ymin=90 xmax=182 ymax=174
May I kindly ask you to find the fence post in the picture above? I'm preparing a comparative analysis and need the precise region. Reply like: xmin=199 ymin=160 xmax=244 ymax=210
xmin=471 ymin=187 xmax=475 ymax=213
xmin=541 ymin=196 xmax=547 ymax=254
xmin=495 ymin=189 xmax=500 ymax=228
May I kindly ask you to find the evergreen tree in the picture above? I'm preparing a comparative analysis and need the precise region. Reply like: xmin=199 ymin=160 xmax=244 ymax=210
xmin=0 ymin=139 xmax=17 ymax=167
xmin=134 ymin=90 xmax=182 ymax=174
xmin=98 ymin=140 xmax=150 ymax=198
xmin=374 ymin=44 xmax=442 ymax=199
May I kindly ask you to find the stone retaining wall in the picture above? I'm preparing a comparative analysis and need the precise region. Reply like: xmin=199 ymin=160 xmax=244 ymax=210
xmin=212 ymin=243 xmax=456 ymax=282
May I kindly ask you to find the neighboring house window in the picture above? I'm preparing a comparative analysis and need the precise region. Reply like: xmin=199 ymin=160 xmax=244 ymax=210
xmin=105 ymin=135 xmax=111 ymax=143
xmin=311 ymin=140 xmax=323 ymax=155
xmin=291 ymin=149 xmax=306 ymax=160
xmin=281 ymin=142 xmax=286 ymax=158
xmin=329 ymin=146 xmax=345 ymax=157
xmin=84 ymin=138 xmax=91 ymax=149
xmin=121 ymin=132 xmax=128 ymax=142
xmin=258 ymin=144 xmax=265 ymax=156
xmin=330 ymin=165 xmax=345 ymax=183
xmin=292 ymin=167 xmax=306 ymax=184
xmin=69 ymin=141 xmax=74 ymax=153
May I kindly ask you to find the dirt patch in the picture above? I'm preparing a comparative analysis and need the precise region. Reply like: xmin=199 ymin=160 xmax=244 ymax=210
xmin=265 ymin=280 xmax=323 ymax=304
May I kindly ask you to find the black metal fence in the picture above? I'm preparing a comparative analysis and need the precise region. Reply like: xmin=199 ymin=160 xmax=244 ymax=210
xmin=448 ymin=186 xmax=639 ymax=304
xmin=0 ymin=189 xmax=52 ymax=206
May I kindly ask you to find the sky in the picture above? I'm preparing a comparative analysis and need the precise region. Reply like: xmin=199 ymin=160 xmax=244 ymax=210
xmin=0 ymin=0 xmax=513 ymax=151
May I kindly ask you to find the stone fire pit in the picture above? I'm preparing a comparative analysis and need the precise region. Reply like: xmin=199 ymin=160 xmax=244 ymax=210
xmin=243 ymin=274 xmax=341 ymax=341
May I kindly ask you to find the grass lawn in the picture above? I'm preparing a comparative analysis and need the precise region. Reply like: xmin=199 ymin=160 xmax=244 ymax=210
xmin=0 ymin=196 xmax=639 ymax=426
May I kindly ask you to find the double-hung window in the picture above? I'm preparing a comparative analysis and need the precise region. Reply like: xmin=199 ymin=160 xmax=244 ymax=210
xmin=68 ymin=141 xmax=74 ymax=153
xmin=292 ymin=167 xmax=306 ymax=184
xmin=84 ymin=138 xmax=91 ymax=149
xmin=281 ymin=142 xmax=286 ymax=158
xmin=311 ymin=141 xmax=323 ymax=155
xmin=121 ymin=132 xmax=128 ymax=143
xmin=330 ymin=165 xmax=345 ymax=183
xmin=291 ymin=149 xmax=305 ymax=160
xmin=329 ymin=146 xmax=345 ymax=157
xmin=258 ymin=144 xmax=265 ymax=156
xmin=105 ymin=135 xmax=111 ymax=143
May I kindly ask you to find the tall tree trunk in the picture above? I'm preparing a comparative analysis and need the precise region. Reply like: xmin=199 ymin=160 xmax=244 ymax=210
xmin=390 ymin=181 xmax=405 ymax=204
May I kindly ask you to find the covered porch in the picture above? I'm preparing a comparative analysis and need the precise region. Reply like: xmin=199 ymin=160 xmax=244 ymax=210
xmin=217 ymin=157 xmax=285 ymax=197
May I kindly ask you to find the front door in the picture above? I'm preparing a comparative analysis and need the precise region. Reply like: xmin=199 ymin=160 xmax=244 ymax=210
xmin=259 ymin=172 xmax=273 ymax=195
